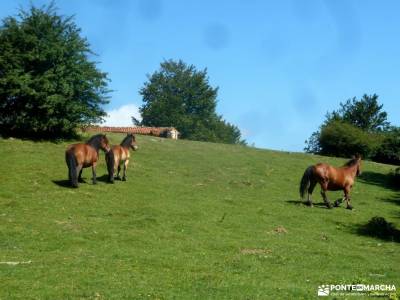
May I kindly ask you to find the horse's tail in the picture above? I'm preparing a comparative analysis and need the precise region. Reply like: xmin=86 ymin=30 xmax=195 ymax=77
xmin=299 ymin=166 xmax=314 ymax=199
xmin=65 ymin=151 xmax=78 ymax=188
xmin=105 ymin=150 xmax=114 ymax=183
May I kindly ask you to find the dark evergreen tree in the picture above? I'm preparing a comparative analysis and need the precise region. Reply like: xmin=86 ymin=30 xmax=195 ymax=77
xmin=139 ymin=59 xmax=245 ymax=144
xmin=0 ymin=3 xmax=110 ymax=138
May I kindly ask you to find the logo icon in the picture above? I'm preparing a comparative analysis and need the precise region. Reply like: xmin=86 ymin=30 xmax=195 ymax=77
xmin=355 ymin=284 xmax=364 ymax=292
xmin=318 ymin=285 xmax=330 ymax=296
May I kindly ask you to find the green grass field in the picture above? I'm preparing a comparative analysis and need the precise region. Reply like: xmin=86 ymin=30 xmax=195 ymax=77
xmin=0 ymin=133 xmax=399 ymax=299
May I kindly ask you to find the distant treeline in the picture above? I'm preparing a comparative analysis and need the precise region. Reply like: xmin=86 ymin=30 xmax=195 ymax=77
xmin=0 ymin=3 xmax=245 ymax=145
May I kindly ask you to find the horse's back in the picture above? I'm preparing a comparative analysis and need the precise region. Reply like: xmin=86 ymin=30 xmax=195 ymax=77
xmin=65 ymin=144 xmax=80 ymax=162
xmin=111 ymin=145 xmax=129 ymax=163
xmin=314 ymin=162 xmax=348 ymax=189
xmin=313 ymin=163 xmax=330 ymax=177
xmin=66 ymin=143 xmax=97 ymax=167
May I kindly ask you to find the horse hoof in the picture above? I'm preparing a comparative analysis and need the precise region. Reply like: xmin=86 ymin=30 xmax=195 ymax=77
xmin=327 ymin=204 xmax=333 ymax=209
xmin=122 ymin=177 xmax=126 ymax=181
xmin=92 ymin=181 xmax=97 ymax=185
xmin=334 ymin=201 xmax=340 ymax=207
xmin=346 ymin=205 xmax=353 ymax=210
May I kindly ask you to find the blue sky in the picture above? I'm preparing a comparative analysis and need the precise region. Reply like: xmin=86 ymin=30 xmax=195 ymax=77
xmin=1 ymin=0 xmax=399 ymax=151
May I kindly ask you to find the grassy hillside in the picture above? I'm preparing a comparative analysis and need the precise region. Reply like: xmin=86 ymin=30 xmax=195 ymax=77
xmin=0 ymin=134 xmax=399 ymax=299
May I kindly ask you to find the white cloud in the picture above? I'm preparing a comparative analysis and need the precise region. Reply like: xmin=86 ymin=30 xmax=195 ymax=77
xmin=101 ymin=104 xmax=142 ymax=126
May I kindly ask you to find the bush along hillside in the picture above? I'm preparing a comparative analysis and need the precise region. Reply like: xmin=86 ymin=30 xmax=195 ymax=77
xmin=0 ymin=134 xmax=399 ymax=299
xmin=305 ymin=94 xmax=400 ymax=165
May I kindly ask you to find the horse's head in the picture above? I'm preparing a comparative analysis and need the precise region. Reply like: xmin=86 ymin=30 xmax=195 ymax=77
xmin=128 ymin=133 xmax=138 ymax=151
xmin=100 ymin=135 xmax=111 ymax=152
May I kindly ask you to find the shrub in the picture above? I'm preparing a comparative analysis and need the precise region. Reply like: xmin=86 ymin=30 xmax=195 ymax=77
xmin=373 ymin=128 xmax=400 ymax=165
xmin=318 ymin=120 xmax=382 ymax=158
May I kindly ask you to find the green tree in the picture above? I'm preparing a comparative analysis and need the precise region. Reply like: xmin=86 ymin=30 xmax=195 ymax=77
xmin=318 ymin=120 xmax=382 ymax=158
xmin=139 ymin=59 xmax=245 ymax=144
xmin=0 ymin=3 xmax=109 ymax=138
xmin=305 ymin=94 xmax=390 ymax=157
xmin=327 ymin=94 xmax=389 ymax=132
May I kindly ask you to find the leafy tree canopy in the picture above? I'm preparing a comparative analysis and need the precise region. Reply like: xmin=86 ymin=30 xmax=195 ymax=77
xmin=326 ymin=94 xmax=389 ymax=132
xmin=139 ymin=59 xmax=245 ymax=144
xmin=305 ymin=94 xmax=398 ymax=163
xmin=0 ymin=2 xmax=110 ymax=138
xmin=318 ymin=120 xmax=382 ymax=158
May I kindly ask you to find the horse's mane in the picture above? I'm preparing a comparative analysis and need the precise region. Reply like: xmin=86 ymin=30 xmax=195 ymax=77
xmin=86 ymin=134 xmax=105 ymax=149
xmin=120 ymin=134 xmax=135 ymax=148
xmin=343 ymin=157 xmax=359 ymax=167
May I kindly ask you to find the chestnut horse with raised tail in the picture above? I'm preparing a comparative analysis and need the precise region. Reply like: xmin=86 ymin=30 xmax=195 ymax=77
xmin=299 ymin=155 xmax=362 ymax=209
xmin=106 ymin=133 xmax=138 ymax=183
xmin=65 ymin=134 xmax=111 ymax=187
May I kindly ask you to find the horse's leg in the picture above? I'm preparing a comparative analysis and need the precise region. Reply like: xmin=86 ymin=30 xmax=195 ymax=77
xmin=344 ymin=186 xmax=353 ymax=210
xmin=76 ymin=165 xmax=83 ymax=184
xmin=92 ymin=162 xmax=97 ymax=185
xmin=307 ymin=193 xmax=313 ymax=207
xmin=122 ymin=159 xmax=129 ymax=181
xmin=334 ymin=197 xmax=345 ymax=207
xmin=307 ymin=180 xmax=317 ymax=207
xmin=116 ymin=163 xmax=121 ymax=180
xmin=320 ymin=182 xmax=333 ymax=209
xmin=78 ymin=169 xmax=84 ymax=182
xmin=334 ymin=192 xmax=347 ymax=207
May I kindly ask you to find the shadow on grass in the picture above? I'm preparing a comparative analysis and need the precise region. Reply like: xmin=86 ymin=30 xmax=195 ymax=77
xmin=285 ymin=200 xmax=332 ymax=209
xmin=52 ymin=174 xmax=112 ymax=188
xmin=336 ymin=217 xmax=400 ymax=243
xmin=359 ymin=171 xmax=400 ymax=207
xmin=354 ymin=217 xmax=400 ymax=243
xmin=381 ymin=195 xmax=400 ymax=207
xmin=96 ymin=174 xmax=113 ymax=183
xmin=359 ymin=171 xmax=399 ymax=191
xmin=52 ymin=179 xmax=72 ymax=188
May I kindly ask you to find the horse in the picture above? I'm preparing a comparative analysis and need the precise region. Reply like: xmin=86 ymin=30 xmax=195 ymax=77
xmin=105 ymin=133 xmax=138 ymax=183
xmin=65 ymin=134 xmax=111 ymax=188
xmin=299 ymin=155 xmax=362 ymax=209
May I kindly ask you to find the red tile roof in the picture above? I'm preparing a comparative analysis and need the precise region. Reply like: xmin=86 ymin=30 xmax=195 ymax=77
xmin=83 ymin=126 xmax=179 ymax=137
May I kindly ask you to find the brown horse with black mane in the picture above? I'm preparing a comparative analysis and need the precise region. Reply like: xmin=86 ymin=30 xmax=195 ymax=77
xmin=65 ymin=134 xmax=111 ymax=187
xmin=299 ymin=155 xmax=362 ymax=209
xmin=106 ymin=133 xmax=138 ymax=183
